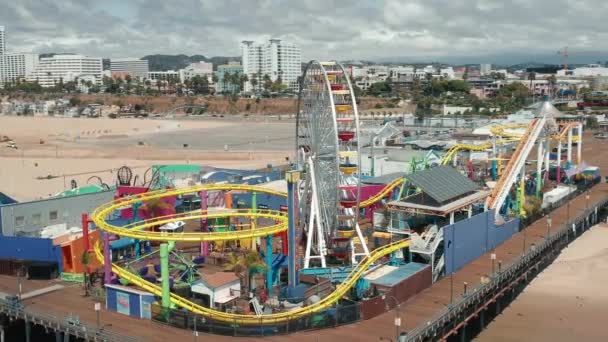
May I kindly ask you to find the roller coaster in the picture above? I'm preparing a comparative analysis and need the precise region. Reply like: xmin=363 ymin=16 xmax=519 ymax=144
xmin=92 ymin=183 xmax=409 ymax=324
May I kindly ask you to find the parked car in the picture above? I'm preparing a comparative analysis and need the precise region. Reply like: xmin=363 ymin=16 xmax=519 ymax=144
xmin=593 ymin=132 xmax=608 ymax=139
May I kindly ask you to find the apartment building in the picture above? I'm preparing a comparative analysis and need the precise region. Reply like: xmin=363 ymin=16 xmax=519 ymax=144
xmin=241 ymin=39 xmax=301 ymax=93
xmin=27 ymin=54 xmax=103 ymax=87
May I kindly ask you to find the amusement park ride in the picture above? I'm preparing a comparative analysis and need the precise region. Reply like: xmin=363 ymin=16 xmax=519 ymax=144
xmin=90 ymin=61 xmax=587 ymax=328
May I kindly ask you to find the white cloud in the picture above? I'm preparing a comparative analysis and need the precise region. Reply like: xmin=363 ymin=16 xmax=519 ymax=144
xmin=0 ymin=0 xmax=607 ymax=63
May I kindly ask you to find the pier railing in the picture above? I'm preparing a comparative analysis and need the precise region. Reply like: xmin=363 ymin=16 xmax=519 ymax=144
xmin=150 ymin=301 xmax=362 ymax=337
xmin=404 ymin=194 xmax=608 ymax=342
xmin=0 ymin=297 xmax=139 ymax=342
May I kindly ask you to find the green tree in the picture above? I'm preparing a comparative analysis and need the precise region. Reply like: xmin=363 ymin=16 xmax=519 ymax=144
xmin=587 ymin=116 xmax=599 ymax=130
xmin=81 ymin=251 xmax=91 ymax=297
xmin=367 ymin=81 xmax=391 ymax=96
xmin=69 ymin=96 xmax=82 ymax=107
xmin=250 ymin=72 xmax=259 ymax=92
xmin=262 ymin=74 xmax=272 ymax=91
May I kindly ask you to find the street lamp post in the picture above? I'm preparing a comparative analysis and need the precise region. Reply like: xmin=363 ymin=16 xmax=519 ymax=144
xmin=384 ymin=295 xmax=401 ymax=341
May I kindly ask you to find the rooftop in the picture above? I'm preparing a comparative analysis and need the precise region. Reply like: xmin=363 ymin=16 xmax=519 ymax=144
xmin=200 ymin=272 xmax=239 ymax=288
xmin=406 ymin=166 xmax=479 ymax=204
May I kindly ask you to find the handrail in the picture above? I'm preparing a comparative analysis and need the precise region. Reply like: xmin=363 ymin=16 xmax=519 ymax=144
xmin=0 ymin=298 xmax=138 ymax=342
xmin=405 ymin=192 xmax=608 ymax=341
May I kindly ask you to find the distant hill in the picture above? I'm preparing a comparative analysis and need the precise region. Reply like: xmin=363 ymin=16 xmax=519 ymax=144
xmin=141 ymin=54 xmax=240 ymax=71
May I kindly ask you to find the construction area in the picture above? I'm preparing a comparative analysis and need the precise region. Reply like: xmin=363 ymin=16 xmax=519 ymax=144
xmin=1 ymin=60 xmax=607 ymax=342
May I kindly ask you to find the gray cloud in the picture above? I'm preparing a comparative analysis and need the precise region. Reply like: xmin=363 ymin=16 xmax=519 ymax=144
xmin=1 ymin=0 xmax=607 ymax=62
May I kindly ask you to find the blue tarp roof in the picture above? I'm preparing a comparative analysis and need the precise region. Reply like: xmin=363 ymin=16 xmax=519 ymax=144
xmin=0 ymin=192 xmax=17 ymax=205
xmin=369 ymin=262 xmax=427 ymax=287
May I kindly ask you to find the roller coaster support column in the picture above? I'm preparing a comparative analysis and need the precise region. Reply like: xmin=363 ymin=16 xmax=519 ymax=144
xmin=556 ymin=142 xmax=562 ymax=185
xmin=286 ymin=170 xmax=301 ymax=287
xmin=491 ymin=137 xmax=498 ymax=181
xmin=200 ymin=190 xmax=209 ymax=256
xmin=518 ymin=167 xmax=526 ymax=217
xmin=251 ymin=192 xmax=257 ymax=251
xmin=544 ymin=136 xmax=550 ymax=184
xmin=266 ymin=234 xmax=273 ymax=295
xmin=577 ymin=123 xmax=583 ymax=164
xmin=536 ymin=139 xmax=543 ymax=197
xmin=566 ymin=127 xmax=573 ymax=169
xmin=103 ymin=231 xmax=111 ymax=284
xmin=160 ymin=243 xmax=171 ymax=316
xmin=132 ymin=202 xmax=142 ymax=257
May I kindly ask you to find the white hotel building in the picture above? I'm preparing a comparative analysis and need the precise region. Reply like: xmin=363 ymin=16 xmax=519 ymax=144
xmin=27 ymin=54 xmax=103 ymax=88
xmin=241 ymin=39 xmax=301 ymax=93
xmin=110 ymin=58 xmax=149 ymax=79
xmin=1 ymin=26 xmax=39 ymax=86
xmin=2 ymin=53 xmax=39 ymax=83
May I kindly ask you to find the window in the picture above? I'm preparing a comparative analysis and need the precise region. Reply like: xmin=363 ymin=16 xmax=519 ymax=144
xmin=15 ymin=216 xmax=25 ymax=227
xmin=32 ymin=213 xmax=42 ymax=225
xmin=50 ymin=210 xmax=58 ymax=221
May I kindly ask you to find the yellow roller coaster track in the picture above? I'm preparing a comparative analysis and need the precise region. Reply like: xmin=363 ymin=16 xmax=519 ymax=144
xmin=359 ymin=177 xmax=404 ymax=207
xmin=92 ymin=183 xmax=410 ymax=325
xmin=441 ymin=122 xmax=580 ymax=166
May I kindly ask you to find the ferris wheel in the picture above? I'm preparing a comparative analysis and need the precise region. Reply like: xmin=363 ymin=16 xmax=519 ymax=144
xmin=296 ymin=61 xmax=369 ymax=267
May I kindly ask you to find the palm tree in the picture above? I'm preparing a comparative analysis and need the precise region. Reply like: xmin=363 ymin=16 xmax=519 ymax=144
xmin=224 ymin=253 xmax=247 ymax=292
xmin=81 ymin=251 xmax=91 ymax=297
xmin=239 ymin=74 xmax=249 ymax=93
xmin=262 ymin=74 xmax=272 ymax=92
xmin=250 ymin=73 xmax=259 ymax=92
xmin=222 ymin=72 xmax=232 ymax=94
xmin=224 ymin=250 xmax=267 ymax=294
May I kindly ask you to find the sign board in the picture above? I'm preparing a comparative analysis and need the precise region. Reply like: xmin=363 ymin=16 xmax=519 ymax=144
xmin=116 ymin=292 xmax=130 ymax=315
xmin=141 ymin=301 xmax=151 ymax=319
xmin=94 ymin=302 xmax=101 ymax=311
xmin=395 ymin=317 xmax=401 ymax=326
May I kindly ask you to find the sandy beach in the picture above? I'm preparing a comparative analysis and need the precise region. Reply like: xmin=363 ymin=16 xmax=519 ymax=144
xmin=0 ymin=116 xmax=293 ymax=201
xmin=476 ymin=223 xmax=608 ymax=342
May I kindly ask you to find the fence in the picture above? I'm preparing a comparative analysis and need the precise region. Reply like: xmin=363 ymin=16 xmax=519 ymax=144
xmin=0 ymin=297 xmax=138 ymax=342
xmin=404 ymin=191 xmax=608 ymax=341
xmin=151 ymin=301 xmax=362 ymax=337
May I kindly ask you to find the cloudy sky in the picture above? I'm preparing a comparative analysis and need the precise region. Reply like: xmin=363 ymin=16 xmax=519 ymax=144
xmin=1 ymin=0 xmax=607 ymax=63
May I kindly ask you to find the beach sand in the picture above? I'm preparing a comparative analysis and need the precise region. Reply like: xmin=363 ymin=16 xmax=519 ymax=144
xmin=476 ymin=223 xmax=608 ymax=342
xmin=0 ymin=116 xmax=293 ymax=200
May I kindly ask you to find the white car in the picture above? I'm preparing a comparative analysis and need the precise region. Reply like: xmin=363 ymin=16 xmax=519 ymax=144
xmin=594 ymin=132 xmax=608 ymax=139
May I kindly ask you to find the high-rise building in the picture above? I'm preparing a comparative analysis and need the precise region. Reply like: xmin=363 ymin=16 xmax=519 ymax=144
xmin=179 ymin=61 xmax=213 ymax=83
xmin=0 ymin=26 xmax=5 ymax=56
xmin=110 ymin=58 xmax=149 ymax=79
xmin=27 ymin=54 xmax=103 ymax=88
xmin=241 ymin=39 xmax=301 ymax=93
xmin=480 ymin=64 xmax=492 ymax=76
xmin=0 ymin=25 xmax=6 ymax=85
xmin=0 ymin=26 xmax=41 ymax=88
xmin=1 ymin=53 xmax=39 ymax=83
